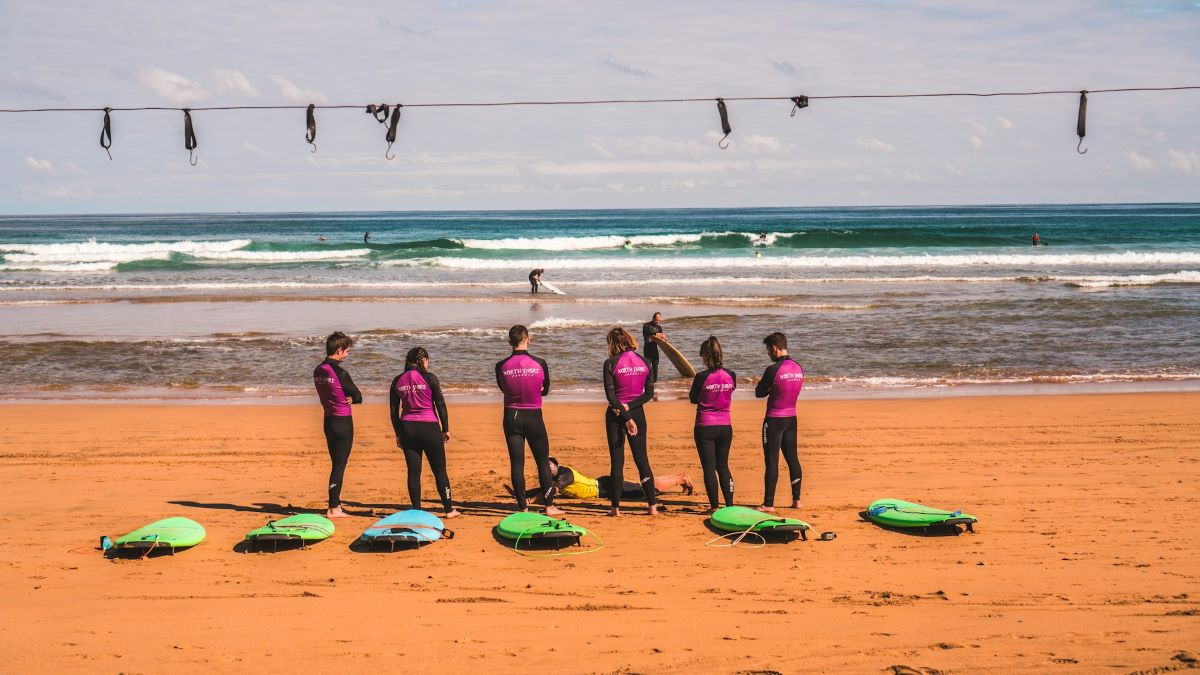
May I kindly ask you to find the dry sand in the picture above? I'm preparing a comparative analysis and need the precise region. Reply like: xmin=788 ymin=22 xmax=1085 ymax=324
xmin=1 ymin=393 xmax=1198 ymax=673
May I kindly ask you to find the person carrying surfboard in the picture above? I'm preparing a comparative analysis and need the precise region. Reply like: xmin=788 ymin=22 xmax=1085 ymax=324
xmin=389 ymin=347 xmax=461 ymax=519
xmin=754 ymin=332 xmax=805 ymax=513
xmin=495 ymin=325 xmax=562 ymax=516
xmin=528 ymin=268 xmax=544 ymax=293
xmin=504 ymin=456 xmax=693 ymax=504
xmin=689 ymin=336 xmax=736 ymax=513
xmin=602 ymin=327 xmax=659 ymax=517
xmin=641 ymin=312 xmax=666 ymax=383
xmin=313 ymin=332 xmax=362 ymax=519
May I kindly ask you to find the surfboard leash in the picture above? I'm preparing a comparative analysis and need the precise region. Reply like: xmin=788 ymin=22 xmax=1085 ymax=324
xmin=512 ymin=525 xmax=606 ymax=558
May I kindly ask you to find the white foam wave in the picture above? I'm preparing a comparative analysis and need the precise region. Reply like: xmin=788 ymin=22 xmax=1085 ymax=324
xmin=0 ymin=262 xmax=119 ymax=272
xmin=196 ymin=248 xmax=370 ymax=262
xmin=1060 ymin=270 xmax=1200 ymax=288
xmin=527 ymin=317 xmax=619 ymax=330
xmin=0 ymin=239 xmax=252 ymax=264
xmin=456 ymin=233 xmax=705 ymax=251
xmin=421 ymin=251 xmax=1200 ymax=270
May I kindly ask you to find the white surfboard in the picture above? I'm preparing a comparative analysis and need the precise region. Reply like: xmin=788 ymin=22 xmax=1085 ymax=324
xmin=540 ymin=281 xmax=567 ymax=295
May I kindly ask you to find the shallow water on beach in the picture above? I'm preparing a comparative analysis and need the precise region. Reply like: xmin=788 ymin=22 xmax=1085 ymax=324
xmin=2 ymin=204 xmax=1198 ymax=400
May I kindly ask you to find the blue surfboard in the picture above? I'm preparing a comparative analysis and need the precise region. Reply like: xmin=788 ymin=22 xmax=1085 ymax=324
xmin=359 ymin=510 xmax=449 ymax=548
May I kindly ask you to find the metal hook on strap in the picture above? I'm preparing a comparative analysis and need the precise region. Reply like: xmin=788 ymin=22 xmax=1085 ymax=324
xmin=789 ymin=95 xmax=809 ymax=117
xmin=384 ymin=104 xmax=401 ymax=160
xmin=1076 ymin=90 xmax=1088 ymax=155
xmin=716 ymin=98 xmax=732 ymax=149
xmin=100 ymin=107 xmax=113 ymax=160
xmin=305 ymin=103 xmax=317 ymax=153
xmin=183 ymin=108 xmax=198 ymax=166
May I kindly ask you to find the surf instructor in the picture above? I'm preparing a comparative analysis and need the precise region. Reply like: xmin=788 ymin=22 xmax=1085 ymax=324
xmin=495 ymin=325 xmax=561 ymax=516
xmin=754 ymin=331 xmax=805 ymax=513
xmin=642 ymin=312 xmax=666 ymax=382
xmin=313 ymin=332 xmax=362 ymax=519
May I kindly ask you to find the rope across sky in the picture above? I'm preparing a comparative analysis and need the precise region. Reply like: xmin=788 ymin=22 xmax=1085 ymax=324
xmin=1 ymin=85 xmax=1197 ymax=162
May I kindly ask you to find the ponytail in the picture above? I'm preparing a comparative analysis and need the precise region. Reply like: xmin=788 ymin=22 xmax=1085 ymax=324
xmin=700 ymin=335 xmax=723 ymax=370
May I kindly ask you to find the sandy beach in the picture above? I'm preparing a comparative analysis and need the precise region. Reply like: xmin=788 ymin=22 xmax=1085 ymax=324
xmin=0 ymin=392 xmax=1197 ymax=673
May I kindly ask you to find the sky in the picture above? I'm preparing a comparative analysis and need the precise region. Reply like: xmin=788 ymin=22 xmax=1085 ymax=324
xmin=0 ymin=0 xmax=1197 ymax=214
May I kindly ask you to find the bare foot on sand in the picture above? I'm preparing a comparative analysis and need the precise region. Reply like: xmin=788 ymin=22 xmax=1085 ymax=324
xmin=607 ymin=508 xmax=621 ymax=517
xmin=790 ymin=500 xmax=803 ymax=509
xmin=681 ymin=474 xmax=695 ymax=495
xmin=326 ymin=506 xmax=351 ymax=518
xmin=648 ymin=505 xmax=660 ymax=516
xmin=544 ymin=506 xmax=565 ymax=517
xmin=443 ymin=509 xmax=462 ymax=519
xmin=755 ymin=505 xmax=776 ymax=513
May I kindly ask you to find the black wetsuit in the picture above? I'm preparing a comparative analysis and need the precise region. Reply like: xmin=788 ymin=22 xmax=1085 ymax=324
xmin=528 ymin=270 xmax=541 ymax=293
xmin=755 ymin=356 xmax=805 ymax=507
xmin=641 ymin=321 xmax=663 ymax=382
xmin=495 ymin=350 xmax=554 ymax=510
xmin=313 ymin=358 xmax=362 ymax=509
xmin=690 ymin=367 xmax=737 ymax=509
xmin=603 ymin=350 xmax=657 ymax=508
xmin=524 ymin=467 xmax=647 ymax=501
xmin=390 ymin=367 xmax=454 ymax=512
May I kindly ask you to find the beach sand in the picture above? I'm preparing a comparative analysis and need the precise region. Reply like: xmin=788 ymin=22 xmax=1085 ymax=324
xmin=1 ymin=393 xmax=1198 ymax=673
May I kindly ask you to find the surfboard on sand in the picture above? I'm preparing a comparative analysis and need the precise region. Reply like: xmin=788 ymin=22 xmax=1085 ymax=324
xmin=114 ymin=517 xmax=205 ymax=553
xmin=360 ymin=510 xmax=451 ymax=550
xmin=540 ymin=281 xmax=567 ymax=295
xmin=710 ymin=506 xmax=811 ymax=539
xmin=865 ymin=498 xmax=977 ymax=531
xmin=651 ymin=335 xmax=697 ymax=378
xmin=245 ymin=514 xmax=334 ymax=550
xmin=496 ymin=512 xmax=587 ymax=549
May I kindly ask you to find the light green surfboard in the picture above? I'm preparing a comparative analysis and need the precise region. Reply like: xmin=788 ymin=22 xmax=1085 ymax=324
xmin=866 ymin=498 xmax=977 ymax=530
xmin=711 ymin=506 xmax=811 ymax=536
xmin=245 ymin=514 xmax=334 ymax=548
xmin=114 ymin=517 xmax=206 ymax=551
xmin=496 ymin=512 xmax=587 ymax=544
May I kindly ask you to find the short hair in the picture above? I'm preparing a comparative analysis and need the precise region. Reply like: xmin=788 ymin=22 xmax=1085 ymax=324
xmin=700 ymin=335 xmax=723 ymax=370
xmin=508 ymin=324 xmax=529 ymax=347
xmin=606 ymin=327 xmax=638 ymax=357
xmin=652 ymin=312 xmax=663 ymax=321
xmin=762 ymin=332 xmax=788 ymax=350
xmin=325 ymin=332 xmax=353 ymax=356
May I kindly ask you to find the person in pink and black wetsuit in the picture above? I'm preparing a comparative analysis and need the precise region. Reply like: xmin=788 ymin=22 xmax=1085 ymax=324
xmin=495 ymin=324 xmax=561 ymax=516
xmin=602 ymin=327 xmax=658 ymax=517
xmin=688 ymin=336 xmax=736 ymax=513
xmin=313 ymin=332 xmax=362 ymax=518
xmin=754 ymin=331 xmax=805 ymax=512
xmin=389 ymin=347 xmax=460 ymax=518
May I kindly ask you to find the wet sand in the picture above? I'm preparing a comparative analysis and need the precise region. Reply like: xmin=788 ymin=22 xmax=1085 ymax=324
xmin=1 ymin=393 xmax=1198 ymax=673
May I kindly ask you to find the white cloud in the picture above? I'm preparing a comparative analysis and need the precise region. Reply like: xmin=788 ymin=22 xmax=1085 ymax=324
xmin=970 ymin=135 xmax=985 ymax=149
xmin=242 ymin=142 xmax=276 ymax=159
xmin=138 ymin=68 xmax=207 ymax=104
xmin=965 ymin=119 xmax=989 ymax=135
xmin=24 ymin=156 xmax=54 ymax=173
xmin=855 ymin=138 xmax=896 ymax=153
xmin=1166 ymin=149 xmax=1199 ymax=175
xmin=209 ymin=69 xmax=259 ymax=96
xmin=1125 ymin=150 xmax=1154 ymax=172
xmin=1135 ymin=127 xmax=1168 ymax=142
xmin=271 ymin=76 xmax=328 ymax=104
xmin=941 ymin=162 xmax=964 ymax=176
xmin=741 ymin=135 xmax=784 ymax=154
xmin=994 ymin=116 xmax=1014 ymax=130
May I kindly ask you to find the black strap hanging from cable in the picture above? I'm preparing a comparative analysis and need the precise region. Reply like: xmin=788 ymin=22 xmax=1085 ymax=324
xmin=716 ymin=98 xmax=731 ymax=149
xmin=183 ymin=108 xmax=198 ymax=165
xmin=1076 ymin=91 xmax=1088 ymax=154
xmin=305 ymin=103 xmax=317 ymax=153
xmin=366 ymin=103 xmax=390 ymax=124
xmin=384 ymin=105 xmax=401 ymax=160
xmin=99 ymin=107 xmax=113 ymax=160
xmin=789 ymin=95 xmax=809 ymax=117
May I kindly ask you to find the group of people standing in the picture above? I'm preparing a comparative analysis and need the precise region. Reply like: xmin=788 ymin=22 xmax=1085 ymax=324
xmin=312 ymin=318 xmax=806 ymax=520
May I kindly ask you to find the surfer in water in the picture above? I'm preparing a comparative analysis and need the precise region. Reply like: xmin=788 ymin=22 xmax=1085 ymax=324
xmin=754 ymin=332 xmax=805 ymax=512
xmin=312 ymin=332 xmax=362 ymax=518
xmin=363 ymin=231 xmax=371 ymax=244
xmin=389 ymin=347 xmax=460 ymax=519
xmin=689 ymin=336 xmax=736 ymax=513
xmin=528 ymin=268 xmax=543 ymax=294
xmin=505 ymin=456 xmax=693 ymax=504
xmin=603 ymin=327 xmax=659 ymax=517
xmin=495 ymin=325 xmax=561 ymax=516
xmin=317 ymin=235 xmax=327 ymax=242
xmin=641 ymin=312 xmax=666 ymax=383
xmin=1032 ymin=233 xmax=1041 ymax=246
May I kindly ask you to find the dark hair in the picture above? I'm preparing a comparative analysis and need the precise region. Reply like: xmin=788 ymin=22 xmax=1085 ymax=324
xmin=606 ymin=327 xmax=638 ymax=357
xmin=762 ymin=332 xmax=788 ymax=350
xmin=508 ymin=324 xmax=529 ymax=348
xmin=325 ymin=331 xmax=353 ymax=356
xmin=700 ymin=335 xmax=723 ymax=370
xmin=652 ymin=312 xmax=663 ymax=321
xmin=405 ymin=346 xmax=429 ymax=371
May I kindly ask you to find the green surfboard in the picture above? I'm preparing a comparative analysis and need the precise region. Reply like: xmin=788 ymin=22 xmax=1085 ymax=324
xmin=866 ymin=499 xmax=977 ymax=530
xmin=711 ymin=506 xmax=811 ymax=536
xmin=496 ymin=512 xmax=587 ymax=543
xmin=245 ymin=514 xmax=334 ymax=548
xmin=114 ymin=517 xmax=205 ymax=551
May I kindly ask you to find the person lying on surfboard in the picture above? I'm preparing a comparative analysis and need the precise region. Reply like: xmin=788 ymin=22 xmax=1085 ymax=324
xmin=503 ymin=456 xmax=694 ymax=505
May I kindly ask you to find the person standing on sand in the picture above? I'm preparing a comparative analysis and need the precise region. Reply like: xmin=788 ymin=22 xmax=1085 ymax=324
xmin=389 ymin=347 xmax=460 ymax=519
xmin=754 ymin=331 xmax=805 ymax=513
xmin=641 ymin=312 xmax=666 ymax=383
xmin=602 ymin=327 xmax=659 ymax=517
xmin=312 ymin=332 xmax=362 ymax=518
xmin=689 ymin=336 xmax=736 ymax=512
xmin=528 ymin=268 xmax=544 ymax=293
xmin=495 ymin=325 xmax=561 ymax=516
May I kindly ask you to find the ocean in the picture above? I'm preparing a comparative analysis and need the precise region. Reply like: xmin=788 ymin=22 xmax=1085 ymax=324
xmin=2 ymin=204 xmax=1198 ymax=401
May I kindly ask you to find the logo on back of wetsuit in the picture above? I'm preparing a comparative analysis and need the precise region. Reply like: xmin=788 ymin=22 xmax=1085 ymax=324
xmin=705 ymin=382 xmax=735 ymax=392
xmin=396 ymin=383 xmax=428 ymax=393
xmin=315 ymin=376 xmax=336 ymax=385
xmin=502 ymin=367 xmax=542 ymax=378
xmin=614 ymin=366 xmax=648 ymax=376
